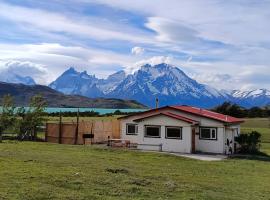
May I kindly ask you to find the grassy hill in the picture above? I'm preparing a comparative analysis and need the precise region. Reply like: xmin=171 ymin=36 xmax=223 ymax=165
xmin=0 ymin=82 xmax=147 ymax=109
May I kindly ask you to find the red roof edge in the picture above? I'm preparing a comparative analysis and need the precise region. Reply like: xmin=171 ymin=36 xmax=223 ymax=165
xmin=133 ymin=111 xmax=199 ymax=124
xmin=169 ymin=105 xmax=245 ymax=124
xmin=118 ymin=105 xmax=244 ymax=124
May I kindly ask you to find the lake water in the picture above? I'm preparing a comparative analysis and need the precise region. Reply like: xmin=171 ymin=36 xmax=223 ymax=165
xmin=0 ymin=107 xmax=148 ymax=114
xmin=45 ymin=107 xmax=147 ymax=114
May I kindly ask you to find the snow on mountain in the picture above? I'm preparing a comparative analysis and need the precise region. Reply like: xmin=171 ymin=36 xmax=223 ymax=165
xmin=231 ymin=89 xmax=270 ymax=107
xmin=97 ymin=70 xmax=126 ymax=94
xmin=0 ymin=72 xmax=35 ymax=85
xmin=108 ymin=63 xmax=227 ymax=107
xmin=49 ymin=67 xmax=103 ymax=98
xmin=49 ymin=64 xmax=270 ymax=108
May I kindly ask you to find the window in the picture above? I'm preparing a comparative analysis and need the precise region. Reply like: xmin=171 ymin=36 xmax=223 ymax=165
xmin=166 ymin=127 xmax=182 ymax=139
xmin=145 ymin=126 xmax=161 ymax=138
xmin=199 ymin=127 xmax=217 ymax=140
xmin=126 ymin=124 xmax=138 ymax=135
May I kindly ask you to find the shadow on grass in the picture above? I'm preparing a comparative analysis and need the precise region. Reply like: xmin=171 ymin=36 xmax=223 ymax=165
xmin=230 ymin=152 xmax=270 ymax=162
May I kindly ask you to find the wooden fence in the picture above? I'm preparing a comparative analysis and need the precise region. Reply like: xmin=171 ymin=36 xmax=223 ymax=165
xmin=45 ymin=119 xmax=120 ymax=145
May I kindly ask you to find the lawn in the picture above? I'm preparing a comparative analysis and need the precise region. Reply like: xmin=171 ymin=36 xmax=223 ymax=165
xmin=241 ymin=118 xmax=270 ymax=148
xmin=0 ymin=141 xmax=270 ymax=200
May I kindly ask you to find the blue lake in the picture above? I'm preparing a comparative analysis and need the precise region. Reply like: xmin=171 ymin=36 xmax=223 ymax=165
xmin=0 ymin=107 xmax=148 ymax=114
xmin=45 ymin=107 xmax=147 ymax=114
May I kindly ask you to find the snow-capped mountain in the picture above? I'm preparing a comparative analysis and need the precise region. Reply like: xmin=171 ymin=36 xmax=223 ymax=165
xmin=231 ymin=89 xmax=270 ymax=107
xmin=48 ymin=64 xmax=270 ymax=108
xmin=49 ymin=67 xmax=103 ymax=98
xmin=97 ymin=70 xmax=126 ymax=94
xmin=0 ymin=73 xmax=35 ymax=85
xmin=108 ymin=63 xmax=227 ymax=107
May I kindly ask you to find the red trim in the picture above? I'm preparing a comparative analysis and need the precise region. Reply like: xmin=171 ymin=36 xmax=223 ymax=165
xmin=118 ymin=105 xmax=244 ymax=124
xmin=133 ymin=112 xmax=198 ymax=124
xmin=170 ymin=105 xmax=244 ymax=123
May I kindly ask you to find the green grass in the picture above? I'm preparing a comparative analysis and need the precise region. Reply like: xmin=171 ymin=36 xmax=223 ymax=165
xmin=0 ymin=141 xmax=270 ymax=200
xmin=241 ymin=118 xmax=270 ymax=128
xmin=241 ymin=118 xmax=270 ymax=144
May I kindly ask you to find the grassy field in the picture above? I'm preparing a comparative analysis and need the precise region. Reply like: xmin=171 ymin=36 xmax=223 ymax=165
xmin=241 ymin=118 xmax=270 ymax=154
xmin=0 ymin=141 xmax=270 ymax=200
xmin=0 ymin=117 xmax=269 ymax=199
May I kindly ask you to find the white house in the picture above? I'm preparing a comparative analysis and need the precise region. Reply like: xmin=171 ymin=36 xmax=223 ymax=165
xmin=118 ymin=105 xmax=244 ymax=154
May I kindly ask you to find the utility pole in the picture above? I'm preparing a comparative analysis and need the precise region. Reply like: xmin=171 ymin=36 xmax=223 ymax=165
xmin=155 ymin=97 xmax=159 ymax=109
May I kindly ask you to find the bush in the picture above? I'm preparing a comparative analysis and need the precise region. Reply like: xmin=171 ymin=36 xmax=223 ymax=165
xmin=235 ymin=131 xmax=261 ymax=154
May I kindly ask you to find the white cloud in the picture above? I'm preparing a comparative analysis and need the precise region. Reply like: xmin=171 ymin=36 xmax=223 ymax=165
xmin=131 ymin=46 xmax=144 ymax=55
xmin=124 ymin=56 xmax=173 ymax=74
xmin=0 ymin=2 xmax=153 ymax=44
xmin=0 ymin=43 xmax=140 ymax=83
xmin=0 ymin=60 xmax=49 ymax=84
xmin=0 ymin=1 xmax=270 ymax=91
xmin=145 ymin=17 xmax=200 ymax=43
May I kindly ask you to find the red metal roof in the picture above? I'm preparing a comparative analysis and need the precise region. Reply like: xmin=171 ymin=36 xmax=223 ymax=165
xmin=133 ymin=112 xmax=198 ymax=124
xmin=118 ymin=105 xmax=244 ymax=124
xmin=170 ymin=105 xmax=244 ymax=123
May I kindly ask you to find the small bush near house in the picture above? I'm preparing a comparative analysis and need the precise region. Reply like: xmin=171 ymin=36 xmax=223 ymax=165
xmin=235 ymin=131 xmax=261 ymax=154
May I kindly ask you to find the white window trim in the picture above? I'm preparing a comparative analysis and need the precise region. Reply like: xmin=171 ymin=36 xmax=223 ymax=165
xmin=165 ymin=126 xmax=182 ymax=140
xmin=126 ymin=123 xmax=138 ymax=135
xmin=144 ymin=125 xmax=161 ymax=138
xmin=199 ymin=127 xmax=217 ymax=140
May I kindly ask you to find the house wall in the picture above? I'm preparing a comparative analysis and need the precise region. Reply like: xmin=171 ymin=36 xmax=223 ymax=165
xmin=149 ymin=109 xmax=227 ymax=154
xmin=120 ymin=108 xmax=241 ymax=154
xmin=195 ymin=127 xmax=225 ymax=154
xmin=121 ymin=115 xmax=192 ymax=153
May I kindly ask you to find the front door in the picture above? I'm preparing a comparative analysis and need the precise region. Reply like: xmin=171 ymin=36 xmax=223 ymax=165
xmin=225 ymin=129 xmax=235 ymax=154
xmin=192 ymin=128 xmax=196 ymax=153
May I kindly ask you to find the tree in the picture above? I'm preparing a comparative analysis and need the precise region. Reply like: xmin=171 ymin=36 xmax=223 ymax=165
xmin=0 ymin=95 xmax=16 ymax=142
xmin=17 ymin=95 xmax=47 ymax=140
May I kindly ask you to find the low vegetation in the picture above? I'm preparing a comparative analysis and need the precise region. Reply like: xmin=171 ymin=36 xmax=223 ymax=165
xmin=235 ymin=131 xmax=261 ymax=154
xmin=213 ymin=102 xmax=270 ymax=118
xmin=0 ymin=94 xmax=47 ymax=142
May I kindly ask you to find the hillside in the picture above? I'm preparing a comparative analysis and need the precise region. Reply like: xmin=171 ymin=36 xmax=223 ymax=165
xmin=0 ymin=82 xmax=147 ymax=109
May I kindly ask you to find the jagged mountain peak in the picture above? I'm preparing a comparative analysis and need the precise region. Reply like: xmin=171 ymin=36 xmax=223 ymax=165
xmin=49 ymin=67 xmax=102 ymax=97
xmin=63 ymin=67 xmax=78 ymax=75
xmin=48 ymin=63 xmax=270 ymax=108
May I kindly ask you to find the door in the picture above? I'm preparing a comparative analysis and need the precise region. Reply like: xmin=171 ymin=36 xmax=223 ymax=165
xmin=192 ymin=128 xmax=196 ymax=153
xmin=225 ymin=129 xmax=234 ymax=154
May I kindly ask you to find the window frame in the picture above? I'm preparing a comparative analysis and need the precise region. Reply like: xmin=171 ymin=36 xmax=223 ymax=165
xmin=144 ymin=125 xmax=161 ymax=138
xmin=165 ymin=126 xmax=182 ymax=140
xmin=126 ymin=123 xmax=138 ymax=135
xmin=199 ymin=127 xmax=218 ymax=140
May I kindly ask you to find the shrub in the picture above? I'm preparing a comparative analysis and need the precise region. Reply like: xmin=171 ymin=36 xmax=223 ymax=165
xmin=235 ymin=131 xmax=261 ymax=154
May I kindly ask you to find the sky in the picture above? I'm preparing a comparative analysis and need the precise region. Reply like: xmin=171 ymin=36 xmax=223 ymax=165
xmin=0 ymin=0 xmax=270 ymax=91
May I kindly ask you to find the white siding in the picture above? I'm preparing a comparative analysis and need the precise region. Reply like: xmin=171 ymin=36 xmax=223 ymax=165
xmin=121 ymin=115 xmax=192 ymax=153
xmin=119 ymin=108 xmax=242 ymax=154
xmin=195 ymin=127 xmax=225 ymax=154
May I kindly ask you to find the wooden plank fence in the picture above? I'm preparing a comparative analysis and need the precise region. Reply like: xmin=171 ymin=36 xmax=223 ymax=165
xmin=46 ymin=119 xmax=120 ymax=145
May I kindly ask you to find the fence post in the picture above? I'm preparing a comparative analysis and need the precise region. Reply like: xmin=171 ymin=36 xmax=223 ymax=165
xmin=74 ymin=108 xmax=79 ymax=145
xmin=58 ymin=111 xmax=62 ymax=144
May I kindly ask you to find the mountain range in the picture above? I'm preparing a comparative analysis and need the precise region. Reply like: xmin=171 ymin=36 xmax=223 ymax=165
xmin=0 ymin=82 xmax=146 ymax=109
xmin=47 ymin=63 xmax=270 ymax=108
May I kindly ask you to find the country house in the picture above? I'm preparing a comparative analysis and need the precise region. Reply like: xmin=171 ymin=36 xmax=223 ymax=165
xmin=119 ymin=105 xmax=244 ymax=154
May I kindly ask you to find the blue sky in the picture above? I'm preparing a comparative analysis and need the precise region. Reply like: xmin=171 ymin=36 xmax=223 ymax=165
xmin=0 ymin=0 xmax=270 ymax=90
